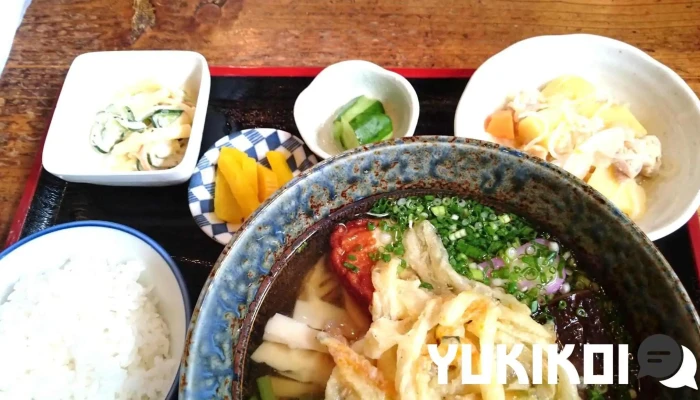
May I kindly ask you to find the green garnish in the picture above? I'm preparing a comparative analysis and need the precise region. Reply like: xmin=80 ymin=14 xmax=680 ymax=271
xmin=419 ymin=282 xmax=434 ymax=290
xmin=343 ymin=262 xmax=359 ymax=273
xmin=367 ymin=222 xmax=376 ymax=231
xmin=367 ymin=195 xmax=582 ymax=309
xmin=347 ymin=254 xmax=357 ymax=261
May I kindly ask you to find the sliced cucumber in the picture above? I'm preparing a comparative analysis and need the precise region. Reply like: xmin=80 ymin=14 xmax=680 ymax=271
xmin=332 ymin=95 xmax=392 ymax=150
xmin=89 ymin=119 xmax=125 ymax=154
xmin=350 ymin=113 xmax=393 ymax=145
xmin=124 ymin=106 xmax=135 ymax=121
xmin=337 ymin=95 xmax=384 ymax=124
xmin=339 ymin=119 xmax=359 ymax=149
xmin=334 ymin=96 xmax=360 ymax=121
xmin=105 ymin=104 xmax=135 ymax=121
xmin=332 ymin=119 xmax=344 ymax=146
xmin=151 ymin=109 xmax=183 ymax=128
xmin=115 ymin=118 xmax=147 ymax=131
xmin=137 ymin=106 xmax=182 ymax=123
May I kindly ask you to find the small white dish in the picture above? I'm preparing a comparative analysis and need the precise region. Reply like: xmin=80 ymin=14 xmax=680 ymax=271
xmin=0 ymin=221 xmax=189 ymax=399
xmin=294 ymin=60 xmax=420 ymax=159
xmin=188 ymin=128 xmax=318 ymax=245
xmin=454 ymin=34 xmax=700 ymax=241
xmin=42 ymin=51 xmax=211 ymax=186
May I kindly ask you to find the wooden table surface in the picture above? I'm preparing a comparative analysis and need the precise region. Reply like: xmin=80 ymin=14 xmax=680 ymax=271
xmin=1 ymin=0 xmax=699 ymax=243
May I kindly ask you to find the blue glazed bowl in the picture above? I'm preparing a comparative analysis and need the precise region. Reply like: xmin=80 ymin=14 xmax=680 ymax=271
xmin=180 ymin=136 xmax=700 ymax=399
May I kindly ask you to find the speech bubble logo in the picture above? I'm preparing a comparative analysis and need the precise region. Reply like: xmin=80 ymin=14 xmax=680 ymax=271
xmin=659 ymin=346 xmax=698 ymax=390
xmin=637 ymin=334 xmax=683 ymax=380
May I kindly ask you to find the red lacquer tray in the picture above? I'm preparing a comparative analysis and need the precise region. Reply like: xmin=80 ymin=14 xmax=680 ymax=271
xmin=5 ymin=67 xmax=700 ymax=309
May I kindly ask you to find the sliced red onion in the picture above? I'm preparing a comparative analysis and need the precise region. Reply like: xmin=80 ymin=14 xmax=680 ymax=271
xmin=516 ymin=239 xmax=549 ymax=257
xmin=479 ymin=257 xmax=505 ymax=270
xmin=543 ymin=257 xmax=565 ymax=295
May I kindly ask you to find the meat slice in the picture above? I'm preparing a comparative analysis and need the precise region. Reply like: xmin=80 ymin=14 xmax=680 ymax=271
xmin=329 ymin=219 xmax=379 ymax=310
xmin=612 ymin=135 xmax=662 ymax=179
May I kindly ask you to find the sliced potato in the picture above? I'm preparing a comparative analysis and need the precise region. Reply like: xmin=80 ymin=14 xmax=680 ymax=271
xmin=586 ymin=165 xmax=646 ymax=219
xmin=577 ymin=101 xmax=647 ymax=138
xmin=541 ymin=75 xmax=596 ymax=100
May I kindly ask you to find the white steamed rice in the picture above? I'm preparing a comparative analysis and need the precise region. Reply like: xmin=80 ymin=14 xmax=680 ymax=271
xmin=0 ymin=256 xmax=178 ymax=399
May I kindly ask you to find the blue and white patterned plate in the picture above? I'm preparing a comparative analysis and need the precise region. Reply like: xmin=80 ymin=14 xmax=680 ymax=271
xmin=188 ymin=128 xmax=318 ymax=245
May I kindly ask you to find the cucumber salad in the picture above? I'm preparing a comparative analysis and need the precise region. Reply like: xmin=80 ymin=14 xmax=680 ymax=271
xmin=333 ymin=95 xmax=394 ymax=150
xmin=89 ymin=83 xmax=195 ymax=171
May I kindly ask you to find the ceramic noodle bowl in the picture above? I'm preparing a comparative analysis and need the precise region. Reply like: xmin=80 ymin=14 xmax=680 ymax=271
xmin=181 ymin=136 xmax=700 ymax=400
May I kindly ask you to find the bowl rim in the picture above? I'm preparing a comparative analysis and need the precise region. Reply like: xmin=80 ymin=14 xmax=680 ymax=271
xmin=181 ymin=135 xmax=700 ymax=399
xmin=41 ymin=50 xmax=211 ymax=185
xmin=453 ymin=33 xmax=700 ymax=241
xmin=293 ymin=59 xmax=420 ymax=160
xmin=0 ymin=220 xmax=191 ymax=400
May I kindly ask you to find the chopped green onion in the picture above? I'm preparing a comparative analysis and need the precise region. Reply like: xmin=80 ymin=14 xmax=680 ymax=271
xmin=347 ymin=254 xmax=357 ymax=261
xmin=576 ymin=308 xmax=588 ymax=318
xmin=343 ymin=262 xmax=359 ymax=272
xmin=381 ymin=253 xmax=391 ymax=262
xmin=558 ymin=300 xmax=567 ymax=310
xmin=430 ymin=205 xmax=446 ymax=217
xmin=420 ymin=281 xmax=434 ymax=290
xmin=470 ymin=268 xmax=485 ymax=282
xmin=367 ymin=222 xmax=376 ymax=231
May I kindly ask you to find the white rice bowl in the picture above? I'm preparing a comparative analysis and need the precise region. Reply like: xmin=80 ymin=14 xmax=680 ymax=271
xmin=0 ymin=256 xmax=179 ymax=399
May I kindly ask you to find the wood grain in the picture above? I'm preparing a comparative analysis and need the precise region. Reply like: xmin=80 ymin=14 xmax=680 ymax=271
xmin=1 ymin=0 xmax=700 ymax=242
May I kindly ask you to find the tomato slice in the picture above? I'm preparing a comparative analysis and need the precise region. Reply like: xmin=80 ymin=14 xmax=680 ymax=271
xmin=329 ymin=219 xmax=379 ymax=310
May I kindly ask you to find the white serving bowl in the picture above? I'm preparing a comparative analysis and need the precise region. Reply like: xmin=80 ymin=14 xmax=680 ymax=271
xmin=0 ymin=221 xmax=190 ymax=399
xmin=294 ymin=60 xmax=420 ymax=159
xmin=42 ymin=51 xmax=211 ymax=186
xmin=454 ymin=34 xmax=700 ymax=241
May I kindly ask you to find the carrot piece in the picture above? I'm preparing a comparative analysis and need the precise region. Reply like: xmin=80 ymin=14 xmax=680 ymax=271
xmin=257 ymin=164 xmax=279 ymax=202
xmin=214 ymin=167 xmax=245 ymax=224
xmin=485 ymin=110 xmax=515 ymax=140
xmin=266 ymin=150 xmax=294 ymax=186
xmin=218 ymin=152 xmax=260 ymax=218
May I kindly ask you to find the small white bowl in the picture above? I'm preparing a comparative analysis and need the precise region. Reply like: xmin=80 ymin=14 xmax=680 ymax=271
xmin=454 ymin=34 xmax=700 ymax=241
xmin=42 ymin=51 xmax=211 ymax=186
xmin=0 ymin=221 xmax=189 ymax=399
xmin=294 ymin=60 xmax=420 ymax=159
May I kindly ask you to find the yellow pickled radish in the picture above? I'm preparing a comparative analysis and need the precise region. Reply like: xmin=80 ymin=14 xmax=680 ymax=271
xmin=214 ymin=167 xmax=245 ymax=224
xmin=257 ymin=164 xmax=279 ymax=202
xmin=218 ymin=152 xmax=260 ymax=218
xmin=266 ymin=150 xmax=294 ymax=186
